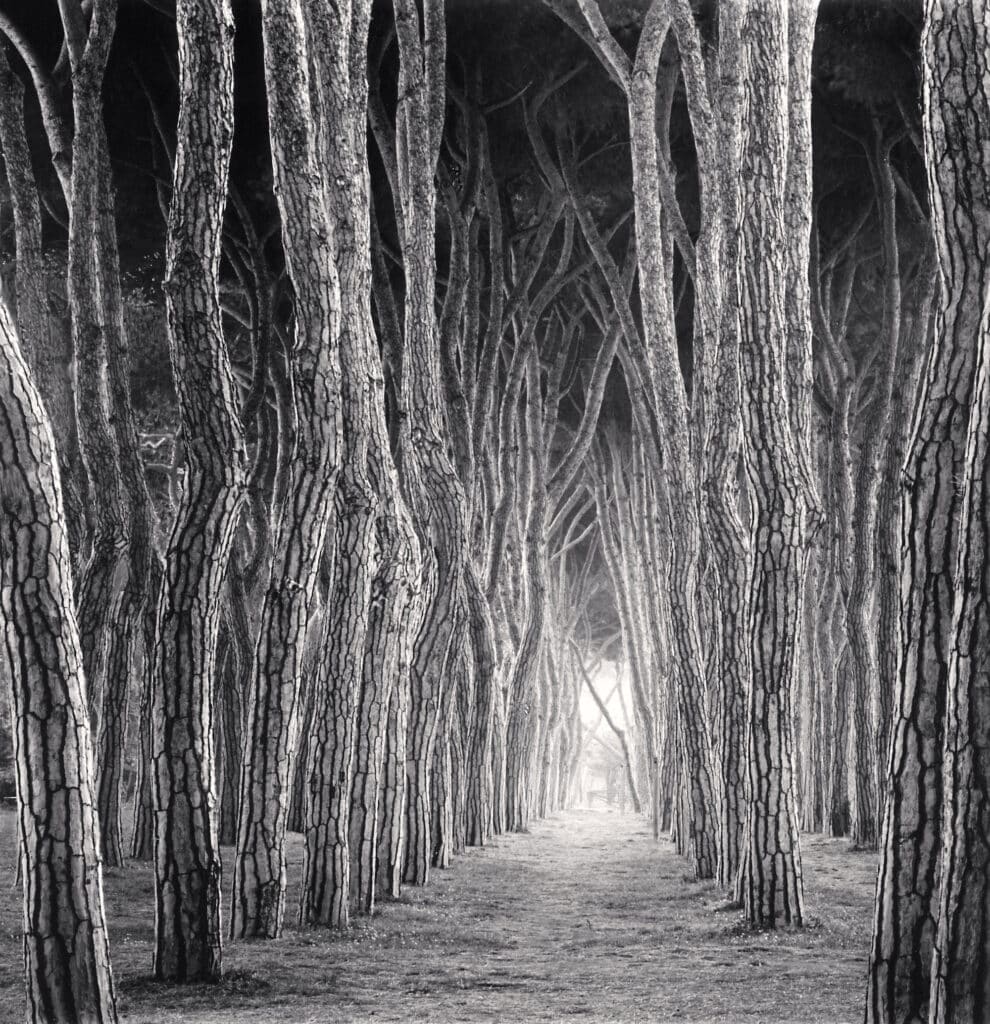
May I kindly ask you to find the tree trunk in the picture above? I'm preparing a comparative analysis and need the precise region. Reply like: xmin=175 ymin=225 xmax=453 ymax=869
xmin=59 ymin=0 xmax=130 ymax=759
xmin=736 ymin=0 xmax=808 ymax=929
xmin=865 ymin=0 xmax=987 ymax=1014
xmin=390 ymin=0 xmax=471 ymax=889
xmin=1 ymin=296 xmax=118 ymax=1023
xmin=893 ymin=3 xmax=990 ymax=1021
xmin=231 ymin=0 xmax=348 ymax=939
xmin=152 ymin=0 xmax=245 ymax=982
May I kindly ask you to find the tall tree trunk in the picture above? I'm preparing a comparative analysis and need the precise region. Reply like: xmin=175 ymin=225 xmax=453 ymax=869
xmin=352 ymin=445 xmax=422 ymax=911
xmin=59 ymin=0 xmax=130 ymax=756
xmin=152 ymin=0 xmax=245 ymax=981
xmin=231 ymin=0 xmax=347 ymax=939
xmin=93 ymin=148 xmax=155 ymax=868
xmin=390 ymin=0 xmax=471 ymax=888
xmin=1 ymin=296 xmax=118 ymax=1023
xmin=903 ymin=3 xmax=990 ymax=1020
xmin=865 ymin=0 xmax=987 ymax=1015
xmin=736 ymin=0 xmax=809 ymax=929
xmin=129 ymin=557 xmax=162 ymax=862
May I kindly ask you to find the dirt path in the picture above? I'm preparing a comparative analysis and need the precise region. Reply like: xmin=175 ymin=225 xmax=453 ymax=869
xmin=0 ymin=808 xmax=877 ymax=1023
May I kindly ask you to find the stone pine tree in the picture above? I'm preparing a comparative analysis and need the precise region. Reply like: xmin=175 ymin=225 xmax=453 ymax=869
xmin=57 ymin=0 xmax=130 ymax=753
xmin=292 ymin=0 xmax=377 ymax=931
xmin=929 ymin=183 xmax=990 ymax=1024
xmin=389 ymin=0 xmax=471 ymax=888
xmin=870 ymin=0 xmax=990 ymax=1020
xmin=735 ymin=0 xmax=816 ymax=928
xmin=152 ymin=0 xmax=245 ymax=982
xmin=866 ymin=0 xmax=988 ymax=1017
xmin=230 ymin=0 xmax=346 ymax=939
xmin=1 ymin=295 xmax=118 ymax=1024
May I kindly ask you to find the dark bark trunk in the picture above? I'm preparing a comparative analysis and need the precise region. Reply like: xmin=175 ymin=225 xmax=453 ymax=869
xmin=152 ymin=0 xmax=245 ymax=981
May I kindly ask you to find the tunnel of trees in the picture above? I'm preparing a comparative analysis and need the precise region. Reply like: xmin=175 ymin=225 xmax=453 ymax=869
xmin=0 ymin=0 xmax=988 ymax=1021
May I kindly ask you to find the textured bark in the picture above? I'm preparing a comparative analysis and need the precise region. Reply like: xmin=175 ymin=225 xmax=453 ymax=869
xmin=129 ymin=557 xmax=162 ymax=862
xmin=504 ymin=349 xmax=549 ymax=832
xmin=0 ymin=46 xmax=78 ymax=524
xmin=152 ymin=0 xmax=245 ymax=982
xmin=389 ymin=0 xmax=470 ymax=889
xmin=463 ymin=566 xmax=496 ymax=846
xmin=232 ymin=0 xmax=349 ymax=940
xmin=351 ymin=443 xmax=422 ymax=911
xmin=93 ymin=143 xmax=156 ymax=868
xmin=868 ymin=2 xmax=990 ymax=1020
xmin=930 ymin=329 xmax=990 ymax=1022
xmin=826 ymin=384 xmax=855 ymax=837
xmin=1 ymin=296 xmax=118 ymax=1023
xmin=377 ymin=655 xmax=411 ymax=900
xmin=845 ymin=132 xmax=906 ymax=853
xmin=59 ymin=0 xmax=130 ymax=753
xmin=736 ymin=0 xmax=809 ymax=929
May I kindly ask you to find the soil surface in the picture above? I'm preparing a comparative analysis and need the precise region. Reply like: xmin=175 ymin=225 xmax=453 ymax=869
xmin=0 ymin=808 xmax=877 ymax=1023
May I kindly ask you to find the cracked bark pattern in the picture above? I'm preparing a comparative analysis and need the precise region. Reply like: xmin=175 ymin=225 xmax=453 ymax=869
xmin=0 ymin=297 xmax=118 ymax=1023
xmin=60 ymin=0 xmax=130 ymax=756
xmin=390 ymin=0 xmax=470 ymax=889
xmin=736 ymin=0 xmax=808 ymax=929
xmin=231 ymin=0 xmax=346 ymax=940
xmin=866 ymin=1 xmax=989 ymax=1017
xmin=868 ymin=2 xmax=990 ymax=1019
xmin=152 ymin=0 xmax=245 ymax=982
xmin=0 ymin=46 xmax=79 ymax=548
xmin=93 ymin=140 xmax=156 ymax=868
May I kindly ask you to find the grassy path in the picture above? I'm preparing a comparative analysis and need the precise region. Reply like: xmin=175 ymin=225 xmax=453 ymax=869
xmin=0 ymin=808 xmax=876 ymax=1023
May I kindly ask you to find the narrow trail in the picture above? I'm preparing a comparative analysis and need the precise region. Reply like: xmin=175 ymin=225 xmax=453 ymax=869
xmin=0 ymin=809 xmax=877 ymax=1023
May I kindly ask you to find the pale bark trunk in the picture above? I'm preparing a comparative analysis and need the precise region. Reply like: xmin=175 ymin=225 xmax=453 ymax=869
xmin=1 ymin=295 xmax=119 ymax=1023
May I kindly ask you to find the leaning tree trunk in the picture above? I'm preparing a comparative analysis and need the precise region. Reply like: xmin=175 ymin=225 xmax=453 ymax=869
xmin=0 ymin=46 xmax=78 ymax=521
xmin=231 ymin=0 xmax=346 ymax=940
xmin=865 ymin=1 xmax=988 ymax=1018
xmin=736 ymin=0 xmax=808 ymax=929
xmin=1 ymin=296 xmax=118 ymax=1023
xmin=152 ymin=0 xmax=245 ymax=982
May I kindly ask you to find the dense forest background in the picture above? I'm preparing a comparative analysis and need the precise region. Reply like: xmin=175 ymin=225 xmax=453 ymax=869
xmin=3 ymin=0 xmax=989 ymax=1022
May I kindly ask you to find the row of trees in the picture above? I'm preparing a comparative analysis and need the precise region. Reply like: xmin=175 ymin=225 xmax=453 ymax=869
xmin=1 ymin=0 xmax=988 ymax=1022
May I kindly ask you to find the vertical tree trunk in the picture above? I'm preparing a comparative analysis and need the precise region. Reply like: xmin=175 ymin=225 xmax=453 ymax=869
xmin=908 ymin=3 xmax=990 ymax=1021
xmin=93 ymin=147 xmax=156 ymax=868
xmin=59 ymin=0 xmax=130 ymax=755
xmin=1 ymin=296 xmax=118 ymax=1023
xmin=736 ymin=0 xmax=808 ymax=929
xmin=351 ymin=449 xmax=422 ymax=911
xmin=231 ymin=0 xmax=346 ymax=939
xmin=129 ymin=557 xmax=162 ymax=862
xmin=153 ymin=0 xmax=245 ymax=982
xmin=866 ymin=0 xmax=987 ymax=1015
xmin=390 ymin=0 xmax=471 ymax=888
